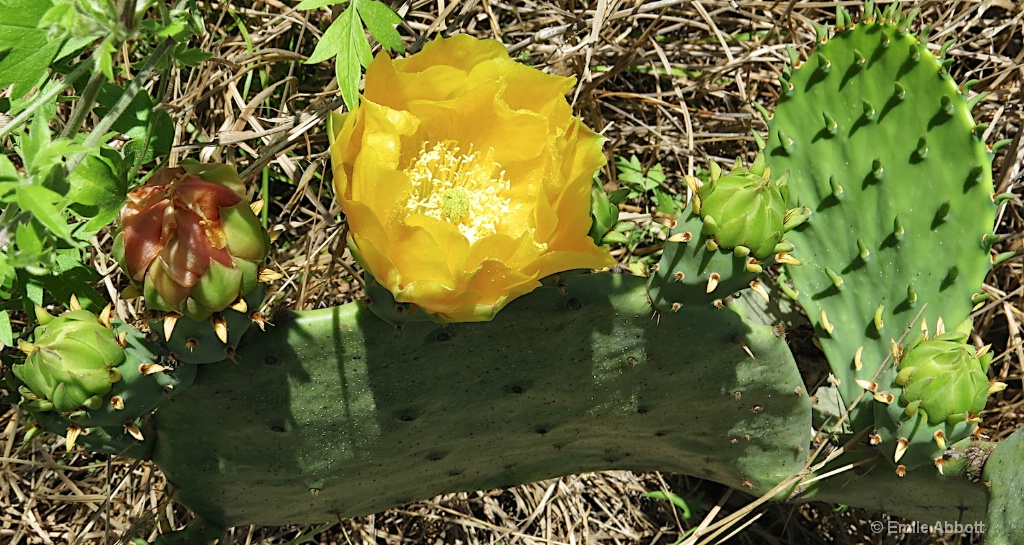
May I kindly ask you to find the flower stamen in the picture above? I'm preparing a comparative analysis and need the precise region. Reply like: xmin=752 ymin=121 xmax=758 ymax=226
xmin=404 ymin=140 xmax=513 ymax=244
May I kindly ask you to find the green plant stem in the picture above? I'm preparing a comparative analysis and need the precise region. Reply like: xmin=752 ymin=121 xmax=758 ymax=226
xmin=0 ymin=61 xmax=93 ymax=141
xmin=65 ymin=37 xmax=175 ymax=173
xmin=59 ymin=69 xmax=108 ymax=140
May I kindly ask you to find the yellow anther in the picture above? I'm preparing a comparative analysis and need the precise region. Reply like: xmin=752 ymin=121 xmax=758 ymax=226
xmin=404 ymin=140 xmax=516 ymax=244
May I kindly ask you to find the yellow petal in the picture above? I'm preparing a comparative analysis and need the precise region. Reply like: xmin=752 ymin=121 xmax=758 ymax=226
xmin=404 ymin=213 xmax=471 ymax=279
xmin=397 ymin=34 xmax=509 ymax=74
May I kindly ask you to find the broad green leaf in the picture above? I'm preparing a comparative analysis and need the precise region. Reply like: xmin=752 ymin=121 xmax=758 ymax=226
xmin=20 ymin=110 xmax=53 ymax=175
xmin=155 ymin=21 xmax=190 ymax=41
xmin=297 ymin=0 xmax=346 ymax=9
xmin=173 ymin=45 xmax=214 ymax=67
xmin=0 ymin=0 xmax=61 ymax=98
xmin=355 ymin=0 xmax=404 ymax=54
xmin=0 ymin=181 xmax=18 ymax=202
xmin=0 ymin=154 xmax=18 ymax=180
xmin=608 ymin=188 xmax=629 ymax=204
xmin=24 ymin=278 xmax=43 ymax=307
xmin=95 ymin=83 xmax=173 ymax=165
xmin=15 ymin=221 xmax=44 ymax=257
xmin=67 ymin=148 xmax=126 ymax=212
xmin=16 ymin=184 xmax=73 ymax=241
xmin=55 ymin=34 xmax=100 ymax=63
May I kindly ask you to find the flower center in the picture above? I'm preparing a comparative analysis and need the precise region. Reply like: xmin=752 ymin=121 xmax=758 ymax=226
xmin=404 ymin=140 xmax=513 ymax=244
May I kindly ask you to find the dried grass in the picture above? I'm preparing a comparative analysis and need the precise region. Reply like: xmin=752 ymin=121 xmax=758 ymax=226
xmin=1 ymin=0 xmax=1022 ymax=543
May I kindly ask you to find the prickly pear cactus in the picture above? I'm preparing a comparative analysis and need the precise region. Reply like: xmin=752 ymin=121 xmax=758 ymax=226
xmin=152 ymin=274 xmax=811 ymax=526
xmin=647 ymin=153 xmax=805 ymax=311
xmin=153 ymin=287 xmax=266 ymax=365
xmin=763 ymin=4 xmax=998 ymax=470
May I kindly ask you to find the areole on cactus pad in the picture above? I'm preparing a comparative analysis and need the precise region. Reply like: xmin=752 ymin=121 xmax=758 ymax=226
xmin=112 ymin=163 xmax=271 ymax=322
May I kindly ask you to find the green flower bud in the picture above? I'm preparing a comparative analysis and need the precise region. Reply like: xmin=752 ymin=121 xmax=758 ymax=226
xmin=697 ymin=155 xmax=789 ymax=259
xmin=895 ymin=333 xmax=990 ymax=427
xmin=13 ymin=309 xmax=125 ymax=414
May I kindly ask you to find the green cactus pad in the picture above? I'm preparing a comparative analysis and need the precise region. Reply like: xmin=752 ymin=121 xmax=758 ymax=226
xmin=647 ymin=155 xmax=798 ymax=313
xmin=646 ymin=211 xmax=760 ymax=311
xmin=984 ymin=427 xmax=1024 ymax=544
xmin=30 ymin=410 xmax=156 ymax=458
xmin=152 ymin=273 xmax=810 ymax=527
xmin=764 ymin=7 xmax=996 ymax=451
xmin=154 ymin=287 xmax=264 ymax=364
xmin=792 ymin=441 xmax=987 ymax=524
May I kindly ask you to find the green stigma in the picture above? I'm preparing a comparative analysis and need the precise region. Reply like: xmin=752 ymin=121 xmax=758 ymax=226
xmin=442 ymin=188 xmax=469 ymax=224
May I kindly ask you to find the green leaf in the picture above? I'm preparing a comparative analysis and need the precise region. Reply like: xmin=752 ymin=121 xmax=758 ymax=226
xmin=334 ymin=5 xmax=372 ymax=110
xmin=607 ymin=188 xmax=629 ymax=205
xmin=306 ymin=0 xmax=399 ymax=111
xmin=0 ymin=258 xmax=15 ymax=299
xmin=94 ymin=83 xmax=173 ymax=164
xmin=155 ymin=21 xmax=190 ymax=41
xmin=297 ymin=0 xmax=346 ymax=9
xmin=0 ymin=154 xmax=19 ymax=181
xmin=95 ymin=37 xmax=116 ymax=81
xmin=15 ymin=221 xmax=44 ymax=257
xmin=67 ymin=148 xmax=126 ymax=212
xmin=653 ymin=187 xmax=678 ymax=216
xmin=24 ymin=278 xmax=43 ymax=307
xmin=32 ymin=262 xmax=104 ymax=311
xmin=647 ymin=163 xmax=666 ymax=186
xmin=0 ymin=0 xmax=62 ymax=98
xmin=173 ymin=45 xmax=214 ymax=67
xmin=16 ymin=184 xmax=73 ymax=241
xmin=0 ymin=310 xmax=12 ymax=349
xmin=355 ymin=0 xmax=405 ymax=54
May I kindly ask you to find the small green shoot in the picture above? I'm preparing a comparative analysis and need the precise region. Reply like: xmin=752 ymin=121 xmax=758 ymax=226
xmin=615 ymin=155 xmax=680 ymax=215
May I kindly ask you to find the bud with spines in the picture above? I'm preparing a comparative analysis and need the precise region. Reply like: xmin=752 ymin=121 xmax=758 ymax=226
xmin=695 ymin=153 xmax=791 ymax=260
xmin=873 ymin=319 xmax=1005 ymax=473
xmin=12 ymin=307 xmax=125 ymax=415
xmin=112 ymin=162 xmax=271 ymax=322
xmin=646 ymin=152 xmax=805 ymax=312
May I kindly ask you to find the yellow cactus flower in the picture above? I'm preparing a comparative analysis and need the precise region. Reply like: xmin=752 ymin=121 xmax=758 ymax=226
xmin=330 ymin=34 xmax=614 ymax=322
